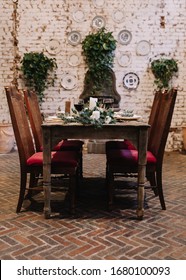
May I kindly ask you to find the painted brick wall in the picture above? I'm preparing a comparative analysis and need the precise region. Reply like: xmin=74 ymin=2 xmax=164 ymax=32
xmin=0 ymin=0 xmax=186 ymax=151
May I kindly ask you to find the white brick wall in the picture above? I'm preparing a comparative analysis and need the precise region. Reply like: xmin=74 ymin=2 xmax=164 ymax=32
xmin=0 ymin=0 xmax=186 ymax=150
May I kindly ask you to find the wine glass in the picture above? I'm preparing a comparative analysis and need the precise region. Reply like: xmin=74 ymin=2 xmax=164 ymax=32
xmin=74 ymin=99 xmax=84 ymax=112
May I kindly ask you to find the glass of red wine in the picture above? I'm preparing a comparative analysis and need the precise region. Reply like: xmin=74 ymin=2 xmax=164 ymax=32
xmin=74 ymin=99 xmax=84 ymax=112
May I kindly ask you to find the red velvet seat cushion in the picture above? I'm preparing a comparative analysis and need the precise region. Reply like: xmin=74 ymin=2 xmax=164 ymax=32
xmin=54 ymin=140 xmax=84 ymax=151
xmin=106 ymin=140 xmax=136 ymax=151
xmin=107 ymin=149 xmax=157 ymax=167
xmin=40 ymin=140 xmax=84 ymax=151
xmin=27 ymin=151 xmax=78 ymax=167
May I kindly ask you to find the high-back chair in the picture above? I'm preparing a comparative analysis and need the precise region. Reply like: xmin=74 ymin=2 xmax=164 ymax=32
xmin=106 ymin=89 xmax=163 ymax=151
xmin=5 ymin=86 xmax=79 ymax=214
xmin=106 ymin=88 xmax=177 ymax=210
xmin=23 ymin=89 xmax=84 ymax=177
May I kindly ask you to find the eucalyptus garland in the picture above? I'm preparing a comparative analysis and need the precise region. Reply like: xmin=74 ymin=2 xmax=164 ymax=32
xmin=60 ymin=106 xmax=116 ymax=129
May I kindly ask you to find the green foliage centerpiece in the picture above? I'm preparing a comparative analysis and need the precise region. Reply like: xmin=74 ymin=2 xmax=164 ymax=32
xmin=60 ymin=104 xmax=116 ymax=129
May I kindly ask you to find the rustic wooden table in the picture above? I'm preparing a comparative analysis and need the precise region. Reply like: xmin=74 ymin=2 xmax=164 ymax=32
xmin=42 ymin=121 xmax=149 ymax=219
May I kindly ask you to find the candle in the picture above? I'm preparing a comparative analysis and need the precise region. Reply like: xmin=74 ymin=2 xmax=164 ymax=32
xmin=89 ymin=97 xmax=98 ymax=110
xmin=65 ymin=100 xmax=71 ymax=114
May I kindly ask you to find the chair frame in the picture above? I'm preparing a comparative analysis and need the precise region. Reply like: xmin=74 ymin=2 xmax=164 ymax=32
xmin=23 ymin=89 xmax=83 ymax=178
xmin=106 ymin=88 xmax=177 ymax=211
xmin=5 ymin=86 xmax=79 ymax=214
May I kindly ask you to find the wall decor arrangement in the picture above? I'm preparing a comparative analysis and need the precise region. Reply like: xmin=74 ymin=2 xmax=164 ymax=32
xmin=123 ymin=72 xmax=140 ymax=90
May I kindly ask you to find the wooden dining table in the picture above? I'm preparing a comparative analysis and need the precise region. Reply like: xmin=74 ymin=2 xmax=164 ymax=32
xmin=42 ymin=121 xmax=149 ymax=219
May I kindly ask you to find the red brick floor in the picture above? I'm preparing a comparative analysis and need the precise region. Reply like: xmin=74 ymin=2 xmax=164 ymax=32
xmin=0 ymin=151 xmax=186 ymax=260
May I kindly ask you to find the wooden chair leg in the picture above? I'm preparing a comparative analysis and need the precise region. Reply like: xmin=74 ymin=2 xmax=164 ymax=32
xmin=16 ymin=170 xmax=27 ymax=213
xmin=79 ymin=152 xmax=83 ymax=179
xmin=147 ymin=172 xmax=158 ymax=196
xmin=26 ymin=172 xmax=40 ymax=199
xmin=156 ymin=169 xmax=166 ymax=210
xmin=107 ymin=168 xmax=114 ymax=210
xmin=69 ymin=175 xmax=76 ymax=214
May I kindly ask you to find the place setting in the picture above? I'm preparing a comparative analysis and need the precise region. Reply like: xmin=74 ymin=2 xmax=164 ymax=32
xmin=114 ymin=110 xmax=142 ymax=122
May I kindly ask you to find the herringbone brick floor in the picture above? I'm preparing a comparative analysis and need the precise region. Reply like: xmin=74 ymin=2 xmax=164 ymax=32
xmin=0 ymin=151 xmax=186 ymax=260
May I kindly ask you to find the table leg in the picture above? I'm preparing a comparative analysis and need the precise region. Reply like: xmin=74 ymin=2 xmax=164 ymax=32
xmin=42 ymin=127 xmax=52 ymax=218
xmin=137 ymin=128 xmax=148 ymax=219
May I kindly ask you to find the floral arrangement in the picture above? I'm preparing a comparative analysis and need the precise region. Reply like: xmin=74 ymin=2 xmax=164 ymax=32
xmin=60 ymin=105 xmax=116 ymax=129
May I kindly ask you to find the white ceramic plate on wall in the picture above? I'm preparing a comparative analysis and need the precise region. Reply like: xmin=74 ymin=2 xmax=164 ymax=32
xmin=92 ymin=0 xmax=105 ymax=8
xmin=46 ymin=39 xmax=61 ymax=55
xmin=68 ymin=31 xmax=81 ymax=46
xmin=92 ymin=16 xmax=106 ymax=29
xmin=118 ymin=30 xmax=132 ymax=45
xmin=123 ymin=72 xmax=140 ymax=90
xmin=68 ymin=53 xmax=81 ymax=66
xmin=73 ymin=10 xmax=85 ymax=23
xmin=112 ymin=10 xmax=125 ymax=23
xmin=117 ymin=52 xmax=132 ymax=67
xmin=61 ymin=73 xmax=77 ymax=90
xmin=136 ymin=40 xmax=151 ymax=56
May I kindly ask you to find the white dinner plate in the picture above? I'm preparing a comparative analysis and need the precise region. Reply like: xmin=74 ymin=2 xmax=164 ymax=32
xmin=114 ymin=114 xmax=141 ymax=121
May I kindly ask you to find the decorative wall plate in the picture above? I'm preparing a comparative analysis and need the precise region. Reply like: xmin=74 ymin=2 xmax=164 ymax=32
xmin=67 ymin=31 xmax=81 ymax=46
xmin=123 ymin=72 xmax=140 ymax=90
xmin=61 ymin=73 xmax=77 ymax=90
xmin=118 ymin=30 xmax=132 ymax=45
xmin=68 ymin=53 xmax=81 ymax=66
xmin=45 ymin=39 xmax=61 ymax=55
xmin=92 ymin=16 xmax=105 ymax=29
xmin=117 ymin=52 xmax=131 ymax=67
xmin=73 ymin=9 xmax=85 ymax=23
xmin=112 ymin=10 xmax=125 ymax=23
xmin=92 ymin=0 xmax=105 ymax=8
xmin=136 ymin=40 xmax=151 ymax=56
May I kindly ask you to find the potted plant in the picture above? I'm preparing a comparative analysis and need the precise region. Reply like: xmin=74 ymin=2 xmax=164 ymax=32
xmin=80 ymin=28 xmax=120 ymax=106
xmin=151 ymin=58 xmax=178 ymax=90
xmin=20 ymin=52 xmax=57 ymax=103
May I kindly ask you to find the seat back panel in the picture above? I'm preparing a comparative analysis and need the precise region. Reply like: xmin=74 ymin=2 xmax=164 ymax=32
xmin=148 ymin=89 xmax=177 ymax=159
xmin=23 ymin=89 xmax=43 ymax=151
xmin=5 ymin=86 xmax=35 ymax=164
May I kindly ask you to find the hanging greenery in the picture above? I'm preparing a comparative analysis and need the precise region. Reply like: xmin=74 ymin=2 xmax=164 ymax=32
xmin=151 ymin=58 xmax=178 ymax=90
xmin=81 ymin=28 xmax=117 ymax=94
xmin=20 ymin=52 xmax=57 ymax=102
